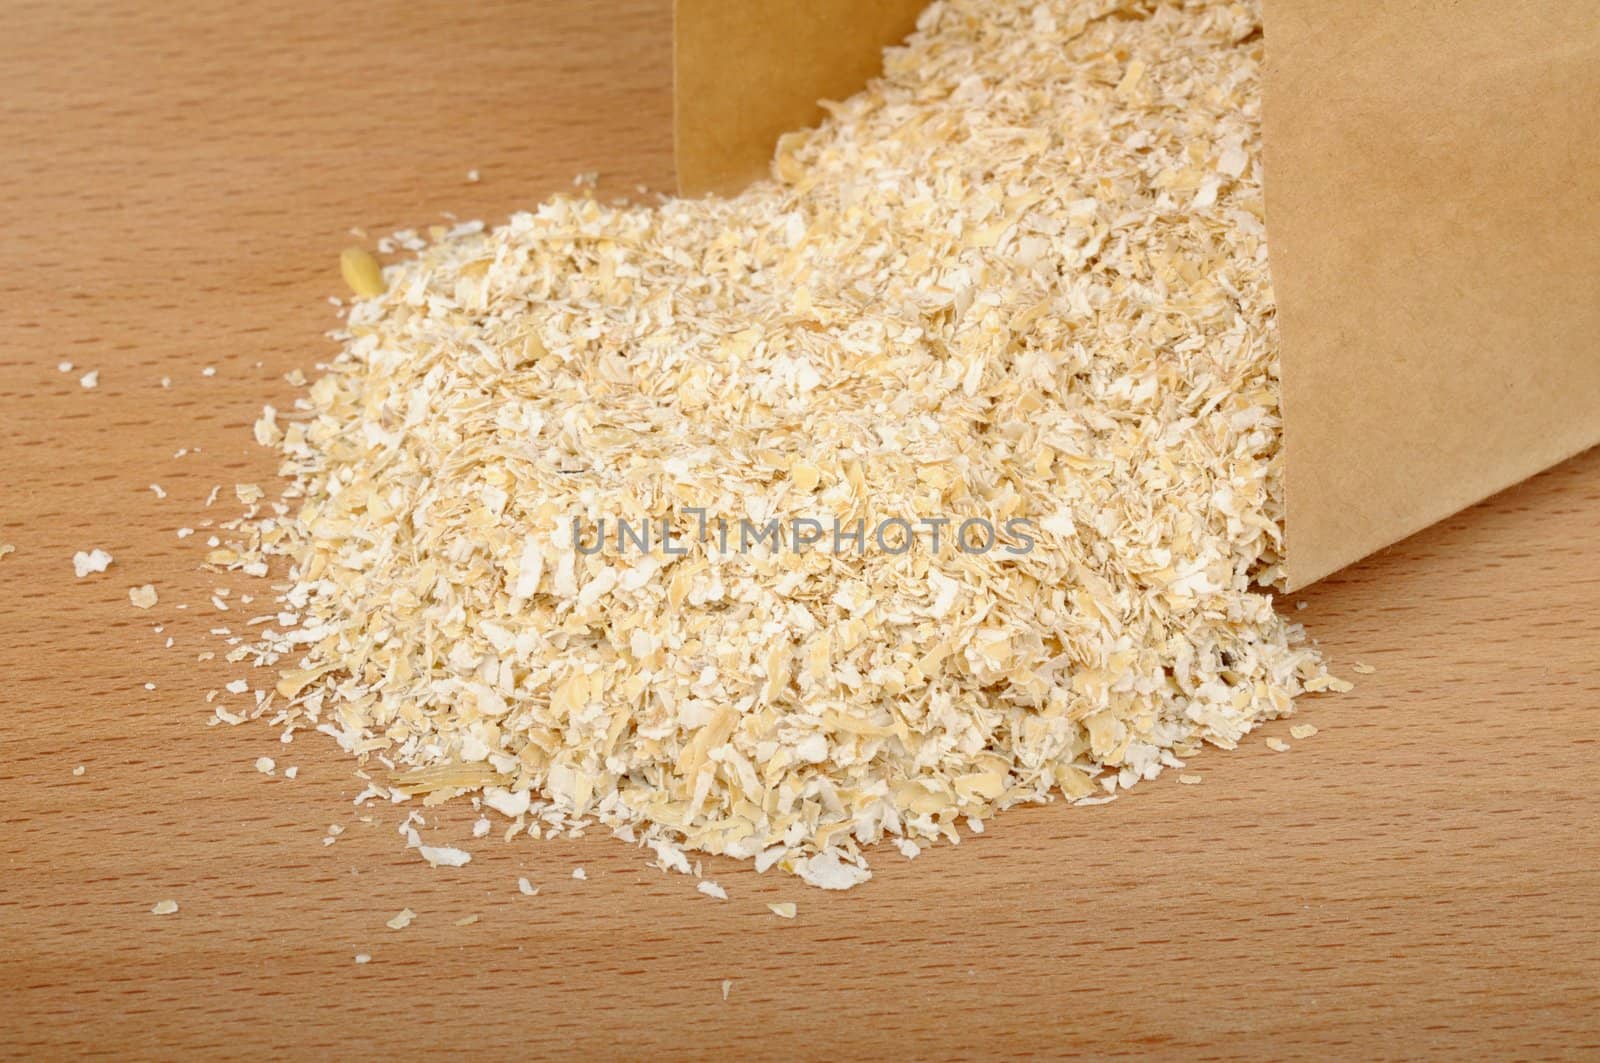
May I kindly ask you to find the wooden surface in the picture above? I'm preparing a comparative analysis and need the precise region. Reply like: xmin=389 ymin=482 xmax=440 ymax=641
xmin=2 ymin=2 xmax=1596 ymax=1059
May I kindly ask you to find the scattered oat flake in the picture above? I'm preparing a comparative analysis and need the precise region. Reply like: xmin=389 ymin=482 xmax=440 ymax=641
xmin=57 ymin=361 xmax=73 ymax=373
xmin=721 ymin=980 xmax=733 ymax=1001
xmin=354 ymin=953 xmax=371 ymax=965
xmin=767 ymin=903 xmax=797 ymax=920
xmin=79 ymin=370 xmax=99 ymax=389
xmin=73 ymin=765 xmax=85 ymax=777
xmin=1265 ymin=737 xmax=1291 ymax=753
xmin=149 ymin=483 xmax=167 ymax=499
xmin=0 ymin=544 xmax=14 ymax=561
xmin=254 ymin=406 xmax=282 ymax=447
xmin=72 ymin=549 xmax=112 ymax=578
xmin=284 ymin=766 xmax=300 ymax=780
xmin=697 ymin=880 xmax=728 ymax=901
xmin=571 ymin=867 xmax=586 ymax=881
xmin=467 ymin=169 xmax=481 ymax=183
xmin=150 ymin=899 xmax=178 ymax=916
xmin=1303 ymin=673 xmax=1353 ymax=694
xmin=418 ymin=844 xmax=472 ymax=868
xmin=255 ymin=756 xmax=276 ymax=775
xmin=385 ymin=908 xmax=415 ymax=930
xmin=1290 ymin=724 xmax=1318 ymax=740
xmin=1177 ymin=773 xmax=1202 ymax=785
xmin=128 ymin=585 xmax=159 ymax=609
xmin=1352 ymin=662 xmax=1377 ymax=674
xmin=517 ymin=877 xmax=538 ymax=896
xmin=453 ymin=914 xmax=480 ymax=927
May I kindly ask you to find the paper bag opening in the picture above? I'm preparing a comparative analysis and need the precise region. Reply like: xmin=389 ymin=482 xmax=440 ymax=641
xmin=673 ymin=0 xmax=1600 ymax=590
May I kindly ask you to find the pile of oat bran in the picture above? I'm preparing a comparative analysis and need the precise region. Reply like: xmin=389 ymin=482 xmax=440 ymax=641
xmin=223 ymin=0 xmax=1333 ymax=889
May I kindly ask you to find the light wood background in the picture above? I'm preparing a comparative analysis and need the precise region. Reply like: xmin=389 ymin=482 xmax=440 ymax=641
xmin=1 ymin=2 xmax=1596 ymax=1059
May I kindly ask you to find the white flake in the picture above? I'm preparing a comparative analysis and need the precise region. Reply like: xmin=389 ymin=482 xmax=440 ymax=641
xmin=73 ymin=549 xmax=113 ymax=578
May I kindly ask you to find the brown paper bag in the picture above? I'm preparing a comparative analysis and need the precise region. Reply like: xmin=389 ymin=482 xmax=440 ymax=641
xmin=673 ymin=0 xmax=1600 ymax=589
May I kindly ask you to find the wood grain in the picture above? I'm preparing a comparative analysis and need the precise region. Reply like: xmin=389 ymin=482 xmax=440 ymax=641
xmin=1 ymin=2 xmax=1595 ymax=1058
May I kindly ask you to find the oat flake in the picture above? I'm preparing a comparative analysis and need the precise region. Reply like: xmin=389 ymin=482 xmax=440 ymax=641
xmin=73 ymin=549 xmax=112 ymax=578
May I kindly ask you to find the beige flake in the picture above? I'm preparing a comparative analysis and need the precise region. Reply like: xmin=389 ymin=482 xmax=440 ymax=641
xmin=1305 ymin=674 xmax=1354 ymax=694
